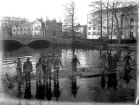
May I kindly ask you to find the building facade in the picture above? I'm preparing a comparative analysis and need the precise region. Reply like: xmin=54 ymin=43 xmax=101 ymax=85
xmin=62 ymin=24 xmax=87 ymax=39
xmin=0 ymin=16 xmax=28 ymax=36
xmin=87 ymin=5 xmax=138 ymax=39
xmin=12 ymin=18 xmax=62 ymax=38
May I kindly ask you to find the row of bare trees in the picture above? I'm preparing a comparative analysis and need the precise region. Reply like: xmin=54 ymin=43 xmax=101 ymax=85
xmin=63 ymin=0 xmax=138 ymax=44
xmin=89 ymin=0 xmax=138 ymax=43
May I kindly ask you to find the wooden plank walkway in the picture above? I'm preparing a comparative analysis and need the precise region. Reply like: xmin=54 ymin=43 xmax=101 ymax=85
xmin=80 ymin=70 xmax=119 ymax=78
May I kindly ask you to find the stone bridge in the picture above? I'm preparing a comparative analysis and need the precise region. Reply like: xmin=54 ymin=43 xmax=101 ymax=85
xmin=1 ymin=35 xmax=72 ymax=46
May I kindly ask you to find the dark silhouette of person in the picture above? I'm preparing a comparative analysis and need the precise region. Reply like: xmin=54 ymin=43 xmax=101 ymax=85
xmin=107 ymin=73 xmax=118 ymax=90
xmin=72 ymin=55 xmax=80 ymax=73
xmin=107 ymin=53 xmax=113 ymax=71
xmin=113 ymin=52 xmax=119 ymax=70
xmin=124 ymin=65 xmax=133 ymax=84
xmin=124 ymin=52 xmax=134 ymax=68
xmin=101 ymin=52 xmax=107 ymax=69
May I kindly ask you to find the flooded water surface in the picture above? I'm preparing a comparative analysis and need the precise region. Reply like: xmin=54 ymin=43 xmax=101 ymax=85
xmin=1 ymin=45 xmax=136 ymax=103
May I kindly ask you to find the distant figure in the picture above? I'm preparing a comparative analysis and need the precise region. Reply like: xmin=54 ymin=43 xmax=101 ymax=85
xmin=113 ymin=52 xmax=119 ymax=70
xmin=23 ymin=58 xmax=33 ymax=85
xmin=53 ymin=55 xmax=63 ymax=79
xmin=101 ymin=52 xmax=107 ymax=69
xmin=124 ymin=65 xmax=132 ymax=84
xmin=107 ymin=53 xmax=113 ymax=71
xmin=124 ymin=52 xmax=134 ymax=68
xmin=72 ymin=55 xmax=80 ymax=73
xmin=15 ymin=58 xmax=22 ymax=84
xmin=36 ymin=58 xmax=43 ymax=85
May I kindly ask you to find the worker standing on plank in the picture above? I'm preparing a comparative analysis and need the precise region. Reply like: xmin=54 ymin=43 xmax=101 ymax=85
xmin=23 ymin=58 xmax=33 ymax=86
xmin=36 ymin=58 xmax=43 ymax=85
xmin=53 ymin=55 xmax=63 ymax=80
xmin=72 ymin=55 xmax=80 ymax=74
xmin=15 ymin=58 xmax=22 ymax=82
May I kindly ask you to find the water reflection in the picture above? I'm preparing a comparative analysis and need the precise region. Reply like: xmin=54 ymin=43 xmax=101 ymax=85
xmin=70 ymin=76 xmax=79 ymax=98
xmin=2 ymin=45 xmax=136 ymax=102
xmin=53 ymin=68 xmax=62 ymax=101
xmin=24 ymin=81 xmax=32 ymax=99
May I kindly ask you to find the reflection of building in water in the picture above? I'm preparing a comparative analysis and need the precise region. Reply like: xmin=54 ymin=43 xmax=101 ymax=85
xmin=61 ymin=49 xmax=73 ymax=66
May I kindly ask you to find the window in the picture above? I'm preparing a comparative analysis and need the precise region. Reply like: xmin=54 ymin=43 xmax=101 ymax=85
xmin=97 ymin=32 xmax=100 ymax=35
xmin=93 ymin=27 xmax=96 ymax=30
xmin=130 ymin=32 xmax=133 ymax=38
xmin=89 ymin=21 xmax=92 ymax=24
xmin=93 ymin=32 xmax=96 ymax=35
xmin=103 ymin=26 xmax=106 ymax=29
xmin=130 ymin=18 xmax=134 ymax=22
xmin=88 ymin=32 xmax=91 ymax=35
xmin=88 ymin=27 xmax=91 ymax=30
xmin=13 ymin=29 xmax=16 ymax=32
xmin=130 ymin=25 xmax=134 ymax=29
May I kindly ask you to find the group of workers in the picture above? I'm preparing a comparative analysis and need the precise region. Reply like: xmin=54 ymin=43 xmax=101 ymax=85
xmin=101 ymin=50 xmax=134 ymax=72
xmin=14 ymin=54 xmax=81 ymax=99
xmin=15 ymin=54 xmax=81 ymax=86
xmin=101 ymin=50 xmax=135 ymax=90
xmin=36 ymin=54 xmax=63 ymax=85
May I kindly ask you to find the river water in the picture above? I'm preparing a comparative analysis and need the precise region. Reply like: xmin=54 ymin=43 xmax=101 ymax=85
xmin=1 ymin=45 xmax=136 ymax=103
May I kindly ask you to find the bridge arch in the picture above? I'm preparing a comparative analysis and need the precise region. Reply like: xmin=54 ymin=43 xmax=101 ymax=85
xmin=3 ymin=39 xmax=23 ymax=52
xmin=28 ymin=39 xmax=51 ymax=48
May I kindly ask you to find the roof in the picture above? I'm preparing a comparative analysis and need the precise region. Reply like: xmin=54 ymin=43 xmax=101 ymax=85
xmin=90 ymin=5 xmax=138 ymax=15
xmin=18 ymin=22 xmax=33 ymax=28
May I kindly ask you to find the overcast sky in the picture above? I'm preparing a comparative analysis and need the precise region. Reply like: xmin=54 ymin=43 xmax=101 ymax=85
xmin=0 ymin=0 xmax=137 ymax=25
xmin=0 ymin=0 xmax=94 ymax=25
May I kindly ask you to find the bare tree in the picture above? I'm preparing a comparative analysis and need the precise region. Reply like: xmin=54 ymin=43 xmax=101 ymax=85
xmin=89 ymin=1 xmax=104 ymax=39
xmin=64 ymin=1 xmax=77 ymax=42
xmin=90 ymin=0 xmax=138 ymax=43
xmin=102 ymin=0 xmax=138 ymax=43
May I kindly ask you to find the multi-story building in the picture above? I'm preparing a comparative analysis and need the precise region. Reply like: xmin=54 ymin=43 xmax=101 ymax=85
xmin=87 ymin=5 xmax=138 ymax=39
xmin=62 ymin=24 xmax=87 ymax=39
xmin=12 ymin=18 xmax=62 ymax=38
xmin=0 ymin=16 xmax=28 ymax=36
xmin=45 ymin=18 xmax=62 ymax=38
xmin=74 ymin=24 xmax=87 ymax=39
